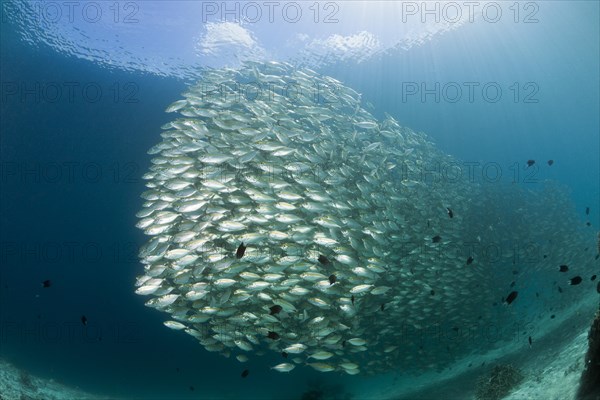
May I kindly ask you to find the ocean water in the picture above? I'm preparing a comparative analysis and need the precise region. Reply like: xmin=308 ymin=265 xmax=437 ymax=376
xmin=0 ymin=2 xmax=598 ymax=400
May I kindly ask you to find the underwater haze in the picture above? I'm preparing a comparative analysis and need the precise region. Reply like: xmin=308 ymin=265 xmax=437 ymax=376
xmin=0 ymin=1 xmax=599 ymax=400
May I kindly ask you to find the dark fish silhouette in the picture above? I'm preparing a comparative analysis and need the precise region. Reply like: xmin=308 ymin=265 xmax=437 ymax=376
xmin=328 ymin=274 xmax=336 ymax=285
xmin=558 ymin=265 xmax=569 ymax=272
xmin=510 ymin=281 xmax=516 ymax=288
xmin=585 ymin=207 xmax=590 ymax=215
xmin=269 ymin=305 xmax=282 ymax=315
xmin=446 ymin=207 xmax=454 ymax=218
xmin=430 ymin=289 xmax=435 ymax=296
xmin=558 ymin=286 xmax=563 ymax=293
xmin=318 ymin=255 xmax=330 ymax=265
xmin=81 ymin=315 xmax=88 ymax=326
xmin=528 ymin=336 xmax=532 ymax=347
xmin=267 ymin=331 xmax=279 ymax=340
xmin=351 ymin=295 xmax=355 ymax=305
xmin=241 ymin=369 xmax=249 ymax=378
xmin=466 ymin=256 xmax=474 ymax=265
xmin=42 ymin=280 xmax=51 ymax=288
xmin=551 ymin=314 xmax=555 ymax=319
xmin=505 ymin=291 xmax=518 ymax=305
xmin=547 ymin=160 xmax=554 ymax=166
xmin=568 ymin=276 xmax=582 ymax=285
xmin=526 ymin=160 xmax=535 ymax=167
xmin=432 ymin=235 xmax=442 ymax=243
xmin=591 ymin=275 xmax=597 ymax=281
xmin=236 ymin=242 xmax=247 ymax=259
xmin=281 ymin=352 xmax=288 ymax=358
xmin=380 ymin=303 xmax=385 ymax=311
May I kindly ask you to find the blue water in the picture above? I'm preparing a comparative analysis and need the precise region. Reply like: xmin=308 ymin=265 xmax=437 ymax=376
xmin=0 ymin=2 xmax=598 ymax=399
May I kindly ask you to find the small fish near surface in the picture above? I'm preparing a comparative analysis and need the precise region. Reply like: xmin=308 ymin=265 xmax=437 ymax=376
xmin=547 ymin=159 xmax=554 ymax=166
xmin=526 ymin=160 xmax=535 ymax=167
xmin=446 ymin=207 xmax=454 ymax=218
xmin=432 ymin=235 xmax=442 ymax=243
xmin=267 ymin=331 xmax=280 ymax=340
xmin=241 ymin=369 xmax=249 ymax=378
xmin=41 ymin=280 xmax=51 ymax=288
xmin=466 ymin=256 xmax=474 ymax=265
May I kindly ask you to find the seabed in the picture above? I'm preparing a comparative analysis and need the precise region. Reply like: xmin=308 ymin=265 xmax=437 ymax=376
xmin=1 ymin=297 xmax=595 ymax=400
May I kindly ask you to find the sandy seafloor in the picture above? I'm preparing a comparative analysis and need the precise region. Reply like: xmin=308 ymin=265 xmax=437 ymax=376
xmin=1 ymin=298 xmax=597 ymax=400
xmin=0 ymin=358 xmax=112 ymax=400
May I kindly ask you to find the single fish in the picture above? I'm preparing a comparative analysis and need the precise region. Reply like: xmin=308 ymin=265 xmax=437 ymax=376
xmin=271 ymin=363 xmax=295 ymax=372
xmin=318 ymin=255 xmax=330 ymax=265
xmin=236 ymin=242 xmax=247 ymax=259
xmin=568 ymin=276 xmax=582 ymax=285
xmin=505 ymin=291 xmax=518 ymax=305
xmin=269 ymin=305 xmax=283 ymax=315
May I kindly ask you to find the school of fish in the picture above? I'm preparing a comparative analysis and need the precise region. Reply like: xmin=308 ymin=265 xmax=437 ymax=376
xmin=135 ymin=61 xmax=599 ymax=375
